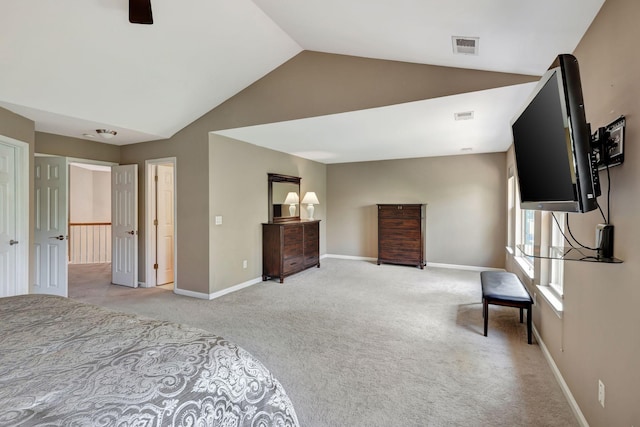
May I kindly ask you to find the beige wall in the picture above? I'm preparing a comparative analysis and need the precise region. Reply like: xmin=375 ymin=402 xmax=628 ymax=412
xmin=69 ymin=165 xmax=111 ymax=223
xmin=119 ymin=51 xmax=533 ymax=293
xmin=36 ymin=132 xmax=120 ymax=163
xmin=208 ymin=134 xmax=326 ymax=293
xmin=506 ymin=0 xmax=640 ymax=425
xmin=328 ymin=153 xmax=506 ymax=268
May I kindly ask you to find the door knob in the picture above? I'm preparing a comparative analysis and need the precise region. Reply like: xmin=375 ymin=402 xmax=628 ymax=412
xmin=127 ymin=230 xmax=136 ymax=235
xmin=9 ymin=240 xmax=18 ymax=245
xmin=49 ymin=235 xmax=65 ymax=241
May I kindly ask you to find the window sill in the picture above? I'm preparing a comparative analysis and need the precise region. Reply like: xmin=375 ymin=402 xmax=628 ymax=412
xmin=514 ymin=255 xmax=534 ymax=280
xmin=536 ymin=285 xmax=564 ymax=319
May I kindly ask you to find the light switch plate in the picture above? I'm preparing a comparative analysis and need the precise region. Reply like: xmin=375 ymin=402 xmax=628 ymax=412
xmin=215 ymin=215 xmax=222 ymax=225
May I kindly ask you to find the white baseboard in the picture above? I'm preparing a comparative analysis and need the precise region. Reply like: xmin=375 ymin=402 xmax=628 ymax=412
xmin=173 ymin=277 xmax=263 ymax=300
xmin=324 ymin=255 xmax=503 ymax=272
xmin=427 ymin=262 xmax=504 ymax=272
xmin=532 ymin=326 xmax=589 ymax=427
xmin=325 ymin=254 xmax=377 ymax=262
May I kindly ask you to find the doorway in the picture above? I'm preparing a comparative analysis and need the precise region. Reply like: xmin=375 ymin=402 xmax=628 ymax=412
xmin=145 ymin=158 xmax=176 ymax=289
xmin=67 ymin=159 xmax=116 ymax=296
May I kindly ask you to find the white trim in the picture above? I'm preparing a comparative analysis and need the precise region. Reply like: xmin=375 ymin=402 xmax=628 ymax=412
xmin=173 ymin=276 xmax=263 ymax=300
xmin=427 ymin=262 xmax=504 ymax=272
xmin=0 ymin=135 xmax=29 ymax=295
xmin=536 ymin=284 xmax=564 ymax=318
xmin=145 ymin=158 xmax=177 ymax=289
xmin=325 ymin=255 xmax=504 ymax=272
xmin=173 ymin=287 xmax=211 ymax=300
xmin=514 ymin=255 xmax=535 ymax=279
xmin=325 ymin=254 xmax=377 ymax=262
xmin=533 ymin=325 xmax=588 ymax=427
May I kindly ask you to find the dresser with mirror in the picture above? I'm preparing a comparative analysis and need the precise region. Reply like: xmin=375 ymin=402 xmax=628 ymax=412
xmin=262 ymin=173 xmax=320 ymax=283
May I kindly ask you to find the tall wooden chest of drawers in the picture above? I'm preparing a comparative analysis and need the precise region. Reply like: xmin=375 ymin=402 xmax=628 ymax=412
xmin=377 ymin=204 xmax=426 ymax=268
xmin=262 ymin=220 xmax=320 ymax=283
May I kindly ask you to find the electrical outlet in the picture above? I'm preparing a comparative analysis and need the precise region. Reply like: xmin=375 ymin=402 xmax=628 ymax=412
xmin=598 ymin=379 xmax=605 ymax=408
xmin=242 ymin=260 xmax=247 ymax=269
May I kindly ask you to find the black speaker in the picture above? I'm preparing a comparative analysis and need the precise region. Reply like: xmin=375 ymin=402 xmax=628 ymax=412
xmin=596 ymin=224 xmax=614 ymax=259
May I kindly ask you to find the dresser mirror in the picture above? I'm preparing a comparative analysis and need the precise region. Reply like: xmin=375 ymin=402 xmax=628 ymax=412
xmin=268 ymin=173 xmax=301 ymax=223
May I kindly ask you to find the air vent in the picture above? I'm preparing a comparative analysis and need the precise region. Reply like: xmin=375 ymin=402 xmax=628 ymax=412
xmin=452 ymin=36 xmax=479 ymax=55
xmin=454 ymin=111 xmax=474 ymax=121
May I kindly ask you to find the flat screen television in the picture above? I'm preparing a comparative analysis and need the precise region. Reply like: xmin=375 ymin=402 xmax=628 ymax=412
xmin=511 ymin=54 xmax=600 ymax=213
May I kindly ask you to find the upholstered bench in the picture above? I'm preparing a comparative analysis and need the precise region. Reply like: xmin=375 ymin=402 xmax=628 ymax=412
xmin=480 ymin=271 xmax=533 ymax=344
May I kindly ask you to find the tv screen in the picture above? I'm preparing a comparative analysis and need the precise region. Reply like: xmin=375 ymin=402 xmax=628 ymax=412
xmin=511 ymin=54 xmax=599 ymax=213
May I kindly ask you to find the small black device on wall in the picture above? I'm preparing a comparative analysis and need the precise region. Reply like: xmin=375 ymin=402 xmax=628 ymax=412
xmin=596 ymin=224 xmax=614 ymax=259
xmin=592 ymin=116 xmax=625 ymax=170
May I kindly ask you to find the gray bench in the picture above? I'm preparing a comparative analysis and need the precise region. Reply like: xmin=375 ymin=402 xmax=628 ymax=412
xmin=481 ymin=271 xmax=533 ymax=344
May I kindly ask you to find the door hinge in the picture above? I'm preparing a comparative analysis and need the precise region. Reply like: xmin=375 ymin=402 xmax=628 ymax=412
xmin=153 ymin=263 xmax=158 ymax=270
xmin=153 ymin=219 xmax=158 ymax=226
xmin=154 ymin=175 xmax=158 ymax=182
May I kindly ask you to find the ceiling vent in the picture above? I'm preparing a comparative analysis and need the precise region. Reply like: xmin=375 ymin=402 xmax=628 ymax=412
xmin=452 ymin=36 xmax=479 ymax=55
xmin=454 ymin=111 xmax=474 ymax=121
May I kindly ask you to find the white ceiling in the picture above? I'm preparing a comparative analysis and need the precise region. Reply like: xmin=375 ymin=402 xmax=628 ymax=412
xmin=1 ymin=0 xmax=605 ymax=162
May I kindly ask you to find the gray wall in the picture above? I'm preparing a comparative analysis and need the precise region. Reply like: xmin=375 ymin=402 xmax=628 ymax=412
xmin=36 ymin=132 xmax=120 ymax=163
xmin=506 ymin=0 xmax=640 ymax=424
xmin=327 ymin=153 xmax=506 ymax=268
xmin=120 ymin=51 xmax=535 ymax=294
xmin=208 ymin=134 xmax=326 ymax=292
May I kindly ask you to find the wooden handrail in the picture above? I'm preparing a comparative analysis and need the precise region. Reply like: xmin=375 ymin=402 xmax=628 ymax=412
xmin=69 ymin=222 xmax=112 ymax=226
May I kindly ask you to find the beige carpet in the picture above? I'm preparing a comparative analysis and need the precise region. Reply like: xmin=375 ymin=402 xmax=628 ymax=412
xmin=69 ymin=259 xmax=578 ymax=427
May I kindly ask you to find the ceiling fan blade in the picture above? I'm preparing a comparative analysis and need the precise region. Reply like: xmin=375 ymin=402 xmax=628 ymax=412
xmin=129 ymin=0 xmax=153 ymax=25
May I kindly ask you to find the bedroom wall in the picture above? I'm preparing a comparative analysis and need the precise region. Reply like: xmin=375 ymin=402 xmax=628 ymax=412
xmin=69 ymin=165 xmax=111 ymax=223
xmin=327 ymin=152 xmax=506 ymax=268
xmin=506 ymin=0 xmax=640 ymax=425
xmin=35 ymin=132 xmax=120 ymax=163
xmin=0 ymin=107 xmax=35 ymax=287
xmin=208 ymin=134 xmax=326 ymax=293
xmin=120 ymin=51 xmax=535 ymax=294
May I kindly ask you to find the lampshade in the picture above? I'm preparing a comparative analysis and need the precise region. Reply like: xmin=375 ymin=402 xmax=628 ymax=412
xmin=284 ymin=192 xmax=299 ymax=205
xmin=301 ymin=192 xmax=319 ymax=205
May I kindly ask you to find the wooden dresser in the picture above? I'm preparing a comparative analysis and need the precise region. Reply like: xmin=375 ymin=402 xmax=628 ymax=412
xmin=262 ymin=220 xmax=320 ymax=283
xmin=377 ymin=204 xmax=426 ymax=269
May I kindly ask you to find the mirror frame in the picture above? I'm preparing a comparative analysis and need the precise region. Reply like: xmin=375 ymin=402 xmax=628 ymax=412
xmin=268 ymin=173 xmax=301 ymax=223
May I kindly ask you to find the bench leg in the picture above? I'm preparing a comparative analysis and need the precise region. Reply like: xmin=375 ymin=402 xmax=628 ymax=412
xmin=527 ymin=305 xmax=532 ymax=345
xmin=483 ymin=299 xmax=488 ymax=337
xmin=519 ymin=307 xmax=523 ymax=323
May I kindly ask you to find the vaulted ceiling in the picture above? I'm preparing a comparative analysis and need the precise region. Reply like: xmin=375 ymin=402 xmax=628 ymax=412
xmin=1 ymin=0 xmax=605 ymax=162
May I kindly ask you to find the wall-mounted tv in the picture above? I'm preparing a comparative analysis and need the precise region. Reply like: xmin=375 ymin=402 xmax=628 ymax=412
xmin=511 ymin=54 xmax=600 ymax=213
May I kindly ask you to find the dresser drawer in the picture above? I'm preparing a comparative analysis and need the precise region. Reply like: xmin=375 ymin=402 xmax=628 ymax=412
xmin=378 ymin=204 xmax=422 ymax=219
xmin=283 ymin=256 xmax=304 ymax=274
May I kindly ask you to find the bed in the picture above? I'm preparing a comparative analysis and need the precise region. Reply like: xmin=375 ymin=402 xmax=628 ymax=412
xmin=0 ymin=294 xmax=299 ymax=427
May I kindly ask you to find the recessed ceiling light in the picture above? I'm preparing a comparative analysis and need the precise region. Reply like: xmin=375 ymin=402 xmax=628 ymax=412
xmin=452 ymin=36 xmax=479 ymax=55
xmin=454 ymin=111 xmax=474 ymax=121
xmin=96 ymin=129 xmax=117 ymax=139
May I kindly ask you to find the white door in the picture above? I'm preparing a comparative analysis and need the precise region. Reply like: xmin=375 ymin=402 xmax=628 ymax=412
xmin=112 ymin=164 xmax=138 ymax=287
xmin=156 ymin=164 xmax=174 ymax=285
xmin=0 ymin=143 xmax=18 ymax=297
xmin=33 ymin=156 xmax=68 ymax=297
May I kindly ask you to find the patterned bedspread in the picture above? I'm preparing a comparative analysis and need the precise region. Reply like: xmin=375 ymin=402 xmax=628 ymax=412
xmin=0 ymin=294 xmax=299 ymax=427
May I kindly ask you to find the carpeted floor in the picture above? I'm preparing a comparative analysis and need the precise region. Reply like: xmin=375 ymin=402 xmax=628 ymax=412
xmin=69 ymin=259 xmax=578 ymax=427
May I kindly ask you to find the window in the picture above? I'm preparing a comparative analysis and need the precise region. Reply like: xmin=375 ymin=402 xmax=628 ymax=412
xmin=549 ymin=213 xmax=565 ymax=296
xmin=507 ymin=175 xmax=515 ymax=251
xmin=536 ymin=212 xmax=564 ymax=316
xmin=520 ymin=209 xmax=535 ymax=266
